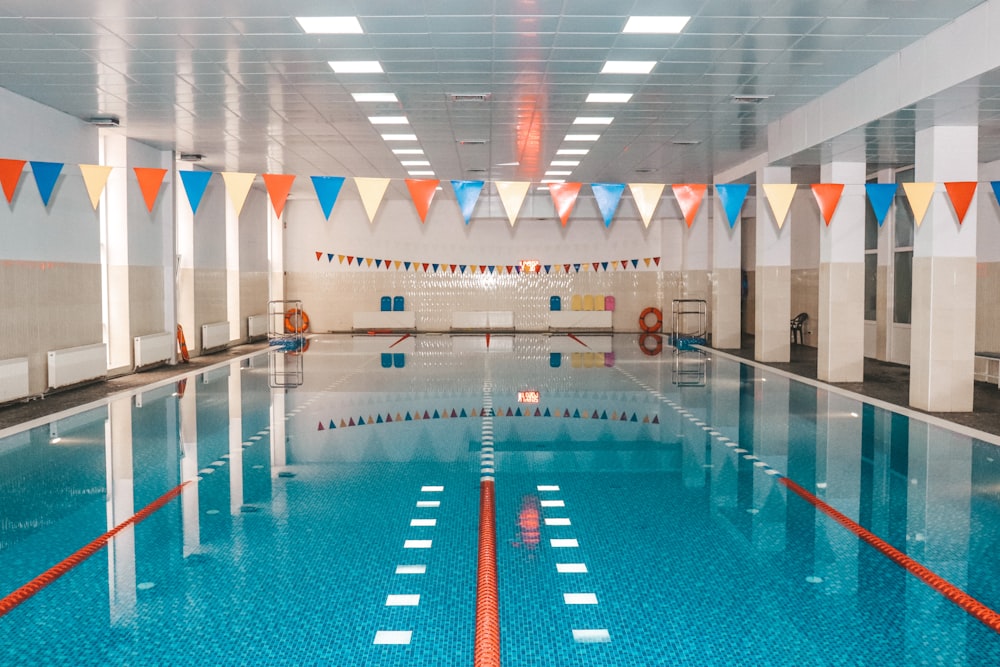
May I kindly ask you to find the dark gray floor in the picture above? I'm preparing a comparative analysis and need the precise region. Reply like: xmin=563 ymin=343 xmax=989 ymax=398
xmin=2 ymin=336 xmax=999 ymax=439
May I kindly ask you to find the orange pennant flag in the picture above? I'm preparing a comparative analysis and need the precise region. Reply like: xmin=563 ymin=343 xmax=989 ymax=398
xmin=0 ymin=159 xmax=25 ymax=203
xmin=262 ymin=173 xmax=296 ymax=218
xmin=405 ymin=179 xmax=440 ymax=222
xmin=672 ymin=184 xmax=707 ymax=227
xmin=944 ymin=181 xmax=977 ymax=224
xmin=549 ymin=182 xmax=583 ymax=226
xmin=810 ymin=183 xmax=845 ymax=226
xmin=133 ymin=167 xmax=168 ymax=212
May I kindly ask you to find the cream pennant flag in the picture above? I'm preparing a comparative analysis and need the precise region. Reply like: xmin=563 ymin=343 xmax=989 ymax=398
xmin=762 ymin=183 xmax=797 ymax=229
xmin=495 ymin=181 xmax=531 ymax=227
xmin=355 ymin=177 xmax=391 ymax=223
xmin=903 ymin=182 xmax=935 ymax=227
xmin=78 ymin=164 xmax=113 ymax=209
xmin=221 ymin=172 xmax=256 ymax=216
xmin=628 ymin=183 xmax=665 ymax=228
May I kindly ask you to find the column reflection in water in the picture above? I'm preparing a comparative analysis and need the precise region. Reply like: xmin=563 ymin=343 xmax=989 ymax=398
xmin=907 ymin=419 xmax=972 ymax=663
xmin=269 ymin=377 xmax=288 ymax=519
xmin=179 ymin=380 xmax=200 ymax=557
xmin=105 ymin=397 xmax=135 ymax=626
xmin=228 ymin=361 xmax=244 ymax=515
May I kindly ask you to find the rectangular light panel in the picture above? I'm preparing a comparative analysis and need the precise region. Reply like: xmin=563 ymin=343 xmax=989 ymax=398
xmin=623 ymin=16 xmax=690 ymax=33
xmin=329 ymin=61 xmax=383 ymax=73
xmin=296 ymin=17 xmax=363 ymax=34
xmin=601 ymin=61 xmax=656 ymax=74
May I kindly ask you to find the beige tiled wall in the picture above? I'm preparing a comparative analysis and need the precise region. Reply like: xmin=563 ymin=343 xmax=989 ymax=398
xmin=743 ymin=270 xmax=755 ymax=335
xmin=755 ymin=265 xmax=791 ymax=361
xmin=711 ymin=267 xmax=741 ymax=349
xmin=240 ymin=271 xmax=269 ymax=339
xmin=193 ymin=269 xmax=227 ymax=352
xmin=129 ymin=266 xmax=165 ymax=337
xmin=0 ymin=260 xmax=102 ymax=394
xmin=817 ymin=262 xmax=865 ymax=382
xmin=976 ymin=261 xmax=1000 ymax=354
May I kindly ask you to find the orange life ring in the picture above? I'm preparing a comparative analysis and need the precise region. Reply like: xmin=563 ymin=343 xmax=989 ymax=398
xmin=284 ymin=308 xmax=310 ymax=333
xmin=639 ymin=333 xmax=663 ymax=356
xmin=176 ymin=324 xmax=190 ymax=362
xmin=639 ymin=307 xmax=662 ymax=333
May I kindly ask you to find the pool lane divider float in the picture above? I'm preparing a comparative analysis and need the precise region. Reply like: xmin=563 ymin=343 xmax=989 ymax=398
xmin=475 ymin=381 xmax=501 ymax=667
xmin=0 ymin=481 xmax=190 ymax=619
xmin=779 ymin=476 xmax=1000 ymax=634
xmin=616 ymin=366 xmax=1000 ymax=635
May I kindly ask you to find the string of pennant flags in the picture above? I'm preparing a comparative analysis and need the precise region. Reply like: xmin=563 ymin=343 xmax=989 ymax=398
xmin=315 ymin=252 xmax=662 ymax=274
xmin=0 ymin=157 xmax=992 ymax=229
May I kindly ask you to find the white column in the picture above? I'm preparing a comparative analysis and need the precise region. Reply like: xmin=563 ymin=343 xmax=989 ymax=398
xmin=818 ymin=159 xmax=866 ymax=382
xmin=101 ymin=133 xmax=131 ymax=370
xmin=910 ymin=125 xmax=978 ymax=411
xmin=755 ymin=166 xmax=792 ymax=362
xmin=226 ymin=190 xmax=241 ymax=343
xmin=268 ymin=205 xmax=284 ymax=303
xmin=175 ymin=161 xmax=196 ymax=356
xmin=179 ymin=383 xmax=200 ymax=556
xmin=228 ymin=360 xmax=244 ymax=515
xmin=711 ymin=187 xmax=742 ymax=348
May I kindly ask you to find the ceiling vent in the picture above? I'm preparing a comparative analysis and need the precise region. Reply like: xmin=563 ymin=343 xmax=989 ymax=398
xmin=457 ymin=139 xmax=489 ymax=145
xmin=671 ymin=139 xmax=700 ymax=145
xmin=449 ymin=93 xmax=491 ymax=102
xmin=88 ymin=115 xmax=120 ymax=127
xmin=730 ymin=94 xmax=771 ymax=104
xmin=179 ymin=153 xmax=205 ymax=162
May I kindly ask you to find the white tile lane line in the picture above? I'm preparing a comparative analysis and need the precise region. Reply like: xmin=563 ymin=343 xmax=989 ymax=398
xmin=410 ymin=519 xmax=437 ymax=527
xmin=373 ymin=630 xmax=412 ymax=645
xmin=395 ymin=564 xmax=426 ymax=575
xmin=550 ymin=538 xmax=579 ymax=548
xmin=416 ymin=501 xmax=440 ymax=508
xmin=573 ymin=629 xmax=611 ymax=643
xmin=386 ymin=594 xmax=420 ymax=606
xmin=564 ymin=593 xmax=598 ymax=605
xmin=545 ymin=518 xmax=571 ymax=526
xmin=421 ymin=485 xmax=444 ymax=492
xmin=404 ymin=539 xmax=433 ymax=549
xmin=537 ymin=485 xmax=560 ymax=492
xmin=556 ymin=563 xmax=588 ymax=573
xmin=540 ymin=500 xmax=565 ymax=508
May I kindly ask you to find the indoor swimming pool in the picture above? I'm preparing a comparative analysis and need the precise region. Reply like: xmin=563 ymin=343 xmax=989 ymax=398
xmin=1 ymin=333 xmax=999 ymax=666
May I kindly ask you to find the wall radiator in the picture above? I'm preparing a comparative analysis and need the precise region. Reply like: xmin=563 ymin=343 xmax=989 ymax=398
xmin=133 ymin=332 xmax=173 ymax=368
xmin=47 ymin=343 xmax=107 ymax=390
xmin=201 ymin=321 xmax=231 ymax=352
xmin=0 ymin=357 xmax=30 ymax=403
xmin=248 ymin=314 xmax=267 ymax=339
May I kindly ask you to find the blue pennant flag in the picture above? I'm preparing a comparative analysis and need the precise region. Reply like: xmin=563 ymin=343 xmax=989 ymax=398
xmin=990 ymin=181 xmax=1000 ymax=212
xmin=865 ymin=183 xmax=897 ymax=228
xmin=451 ymin=180 xmax=485 ymax=224
xmin=311 ymin=176 xmax=346 ymax=220
xmin=30 ymin=161 xmax=64 ymax=206
xmin=179 ymin=170 xmax=212 ymax=214
xmin=591 ymin=182 xmax=626 ymax=227
xmin=715 ymin=183 xmax=750 ymax=228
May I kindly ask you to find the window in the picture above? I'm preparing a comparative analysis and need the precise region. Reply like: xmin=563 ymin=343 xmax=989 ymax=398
xmin=864 ymin=177 xmax=878 ymax=321
xmin=893 ymin=168 xmax=914 ymax=325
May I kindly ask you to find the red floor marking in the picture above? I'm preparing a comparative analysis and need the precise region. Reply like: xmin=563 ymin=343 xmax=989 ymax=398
xmin=0 ymin=481 xmax=189 ymax=619
xmin=567 ymin=333 xmax=589 ymax=348
xmin=388 ymin=333 xmax=411 ymax=348
xmin=780 ymin=476 xmax=1000 ymax=634
xmin=475 ymin=479 xmax=500 ymax=667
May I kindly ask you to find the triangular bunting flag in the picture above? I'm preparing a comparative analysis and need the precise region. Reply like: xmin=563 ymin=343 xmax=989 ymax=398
xmin=991 ymin=181 xmax=1000 ymax=210
xmin=549 ymin=182 xmax=583 ymax=226
xmin=262 ymin=173 xmax=296 ymax=218
xmin=329 ymin=420 xmax=336 ymax=429
xmin=944 ymin=181 xmax=977 ymax=224
xmin=672 ymin=184 xmax=707 ymax=227
xmin=30 ymin=161 xmax=64 ymax=207
xmin=355 ymin=177 xmax=390 ymax=223
xmin=865 ymin=183 xmax=897 ymax=228
xmin=311 ymin=176 xmax=346 ymax=220
xmin=405 ymin=178 xmax=440 ymax=222
xmin=810 ymin=183 xmax=844 ymax=226
xmin=221 ymin=172 xmax=256 ymax=216
xmin=902 ymin=182 xmax=935 ymax=227
xmin=317 ymin=421 xmax=325 ymax=431
xmin=178 ymin=170 xmax=212 ymax=215
xmin=761 ymin=183 xmax=797 ymax=229
xmin=629 ymin=183 xmax=665 ymax=228
xmin=715 ymin=183 xmax=750 ymax=229
xmin=591 ymin=182 xmax=626 ymax=227
xmin=133 ymin=167 xmax=167 ymax=212
xmin=315 ymin=251 xmax=323 ymax=261
xmin=495 ymin=181 xmax=530 ymax=227
xmin=328 ymin=254 xmax=334 ymax=262
xmin=0 ymin=159 xmax=25 ymax=203
xmin=451 ymin=180 xmax=485 ymax=224
xmin=78 ymin=164 xmax=114 ymax=210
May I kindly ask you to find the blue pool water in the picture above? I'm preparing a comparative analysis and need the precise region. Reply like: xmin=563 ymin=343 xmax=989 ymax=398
xmin=1 ymin=334 xmax=999 ymax=665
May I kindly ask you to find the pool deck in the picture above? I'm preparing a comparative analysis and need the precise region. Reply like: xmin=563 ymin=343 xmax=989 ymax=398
xmin=1 ymin=335 xmax=999 ymax=439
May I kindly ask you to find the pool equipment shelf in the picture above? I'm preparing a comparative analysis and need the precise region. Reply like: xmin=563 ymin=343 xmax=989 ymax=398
xmin=671 ymin=299 xmax=707 ymax=346
xmin=267 ymin=300 xmax=306 ymax=387
xmin=672 ymin=349 xmax=707 ymax=386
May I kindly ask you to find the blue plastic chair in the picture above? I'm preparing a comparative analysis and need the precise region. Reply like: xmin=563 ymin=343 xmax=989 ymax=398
xmin=393 ymin=353 xmax=405 ymax=368
xmin=550 ymin=353 xmax=562 ymax=368
xmin=380 ymin=296 xmax=392 ymax=312
xmin=550 ymin=295 xmax=561 ymax=311
xmin=393 ymin=296 xmax=405 ymax=311
xmin=381 ymin=353 xmax=392 ymax=368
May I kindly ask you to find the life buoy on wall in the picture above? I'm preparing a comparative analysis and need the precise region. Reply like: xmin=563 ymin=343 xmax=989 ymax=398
xmin=284 ymin=308 xmax=310 ymax=334
xmin=639 ymin=333 xmax=663 ymax=356
xmin=638 ymin=307 xmax=662 ymax=333
xmin=176 ymin=324 xmax=190 ymax=362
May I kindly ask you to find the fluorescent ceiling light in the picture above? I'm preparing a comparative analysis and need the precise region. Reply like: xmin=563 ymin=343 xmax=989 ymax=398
xmin=557 ymin=148 xmax=589 ymax=155
xmin=353 ymin=92 xmax=398 ymax=102
xmin=564 ymin=134 xmax=600 ymax=141
xmin=381 ymin=133 xmax=417 ymax=141
xmin=496 ymin=161 xmax=520 ymax=166
xmin=392 ymin=148 xmax=423 ymax=154
xmin=573 ymin=117 xmax=614 ymax=125
xmin=601 ymin=61 xmax=656 ymax=74
xmin=400 ymin=160 xmax=430 ymax=166
xmin=586 ymin=93 xmax=632 ymax=103
xmin=368 ymin=116 xmax=408 ymax=124
xmin=623 ymin=16 xmax=690 ymax=34
xmin=540 ymin=179 xmax=565 ymax=184
xmin=408 ymin=170 xmax=435 ymax=176
xmin=329 ymin=61 xmax=383 ymax=73
xmin=545 ymin=170 xmax=572 ymax=176
xmin=537 ymin=186 xmax=550 ymax=191
xmin=296 ymin=16 xmax=363 ymax=34
xmin=550 ymin=160 xmax=580 ymax=166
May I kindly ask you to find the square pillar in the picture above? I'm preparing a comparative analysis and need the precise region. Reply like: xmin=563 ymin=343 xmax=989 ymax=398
xmin=711 ymin=186 xmax=742 ymax=349
xmin=910 ymin=125 xmax=978 ymax=412
xmin=755 ymin=166 xmax=792 ymax=362
xmin=818 ymin=159 xmax=866 ymax=382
